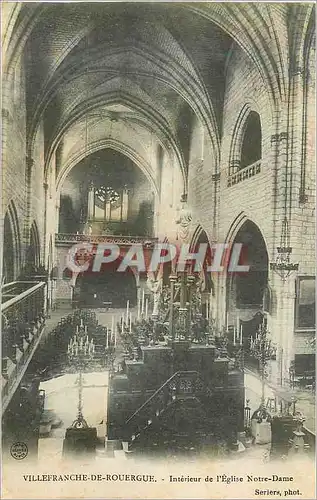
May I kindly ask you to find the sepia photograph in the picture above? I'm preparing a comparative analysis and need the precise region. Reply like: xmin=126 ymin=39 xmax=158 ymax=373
xmin=1 ymin=1 xmax=316 ymax=499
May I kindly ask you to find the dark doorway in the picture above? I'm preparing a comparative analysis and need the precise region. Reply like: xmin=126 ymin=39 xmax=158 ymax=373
xmin=228 ymin=220 xmax=268 ymax=309
xmin=75 ymin=259 xmax=137 ymax=308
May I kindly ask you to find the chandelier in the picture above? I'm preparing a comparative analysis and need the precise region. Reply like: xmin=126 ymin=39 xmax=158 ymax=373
xmin=67 ymin=325 xmax=95 ymax=429
xmin=270 ymin=217 xmax=299 ymax=280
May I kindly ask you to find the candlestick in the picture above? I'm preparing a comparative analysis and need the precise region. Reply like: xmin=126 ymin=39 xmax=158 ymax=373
xmin=145 ymin=298 xmax=148 ymax=319
xmin=111 ymin=315 xmax=115 ymax=335
xmin=236 ymin=314 xmax=240 ymax=335
xmin=141 ymin=289 xmax=145 ymax=315
xmin=76 ymin=325 xmax=79 ymax=333
xmin=106 ymin=328 xmax=109 ymax=349
xmin=233 ymin=327 xmax=236 ymax=346
xmin=126 ymin=300 xmax=130 ymax=323
xmin=85 ymin=325 xmax=87 ymax=333
xmin=137 ymin=296 xmax=141 ymax=319
xmin=80 ymin=319 xmax=83 ymax=328
xmin=240 ymin=324 xmax=243 ymax=345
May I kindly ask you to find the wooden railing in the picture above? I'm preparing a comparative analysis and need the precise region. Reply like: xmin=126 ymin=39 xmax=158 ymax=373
xmin=2 ymin=281 xmax=47 ymax=412
xmin=125 ymin=371 xmax=209 ymax=447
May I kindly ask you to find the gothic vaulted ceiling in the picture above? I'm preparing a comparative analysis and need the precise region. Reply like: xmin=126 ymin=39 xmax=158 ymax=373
xmin=2 ymin=2 xmax=315 ymax=189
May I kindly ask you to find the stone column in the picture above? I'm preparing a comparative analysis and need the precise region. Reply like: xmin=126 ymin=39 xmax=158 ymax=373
xmin=271 ymin=275 xmax=297 ymax=387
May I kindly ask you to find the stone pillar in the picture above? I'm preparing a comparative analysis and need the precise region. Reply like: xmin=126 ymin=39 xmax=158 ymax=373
xmin=43 ymin=182 xmax=49 ymax=266
xmin=271 ymin=276 xmax=296 ymax=387
xmin=55 ymin=201 xmax=60 ymax=233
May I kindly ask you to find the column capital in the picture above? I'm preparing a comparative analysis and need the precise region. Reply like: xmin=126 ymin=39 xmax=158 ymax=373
xmin=270 ymin=132 xmax=288 ymax=144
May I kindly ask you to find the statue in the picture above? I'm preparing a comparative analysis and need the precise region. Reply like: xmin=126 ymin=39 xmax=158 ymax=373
xmin=83 ymin=222 xmax=90 ymax=236
xmin=175 ymin=194 xmax=192 ymax=241
xmin=146 ymin=274 xmax=162 ymax=317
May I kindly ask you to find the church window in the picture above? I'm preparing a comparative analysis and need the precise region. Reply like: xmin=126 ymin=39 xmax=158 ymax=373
xmin=240 ymin=111 xmax=262 ymax=169
xmin=94 ymin=186 xmax=128 ymax=222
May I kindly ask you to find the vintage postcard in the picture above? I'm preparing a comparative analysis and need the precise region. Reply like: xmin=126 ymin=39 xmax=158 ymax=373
xmin=1 ymin=1 xmax=316 ymax=499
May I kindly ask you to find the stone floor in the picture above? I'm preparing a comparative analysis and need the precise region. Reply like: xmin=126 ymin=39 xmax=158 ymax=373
xmin=38 ymin=371 xmax=109 ymax=463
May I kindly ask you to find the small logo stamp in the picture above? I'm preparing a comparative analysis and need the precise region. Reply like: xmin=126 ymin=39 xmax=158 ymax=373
xmin=10 ymin=442 xmax=28 ymax=460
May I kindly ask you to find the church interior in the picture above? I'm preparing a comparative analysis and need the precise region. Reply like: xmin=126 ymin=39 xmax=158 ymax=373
xmin=1 ymin=2 xmax=315 ymax=463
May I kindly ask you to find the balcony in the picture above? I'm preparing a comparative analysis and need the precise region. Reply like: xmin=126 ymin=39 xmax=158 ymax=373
xmin=2 ymin=281 xmax=47 ymax=412
xmin=227 ymin=160 xmax=261 ymax=187
xmin=55 ymin=233 xmax=159 ymax=247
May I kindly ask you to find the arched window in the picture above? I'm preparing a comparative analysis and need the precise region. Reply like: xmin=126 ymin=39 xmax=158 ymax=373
xmin=240 ymin=111 xmax=262 ymax=169
xmin=3 ymin=213 xmax=15 ymax=283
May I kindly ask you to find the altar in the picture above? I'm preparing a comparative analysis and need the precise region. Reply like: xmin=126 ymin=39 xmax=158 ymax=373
xmin=106 ymin=270 xmax=246 ymax=457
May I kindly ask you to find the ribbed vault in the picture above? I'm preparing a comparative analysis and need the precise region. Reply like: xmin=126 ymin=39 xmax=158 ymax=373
xmin=3 ymin=2 xmax=314 ymax=197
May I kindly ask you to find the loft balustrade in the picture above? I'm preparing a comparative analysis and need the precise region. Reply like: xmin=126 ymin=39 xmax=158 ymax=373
xmin=227 ymin=159 xmax=261 ymax=187
xmin=55 ymin=233 xmax=158 ymax=247
xmin=1 ymin=281 xmax=47 ymax=412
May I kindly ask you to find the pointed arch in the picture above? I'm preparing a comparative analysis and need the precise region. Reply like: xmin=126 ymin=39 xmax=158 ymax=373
xmin=189 ymin=223 xmax=212 ymax=250
xmin=2 ymin=201 xmax=21 ymax=282
xmin=225 ymin=218 xmax=269 ymax=326
xmin=229 ymin=105 xmax=262 ymax=173
xmin=56 ymin=139 xmax=160 ymax=197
